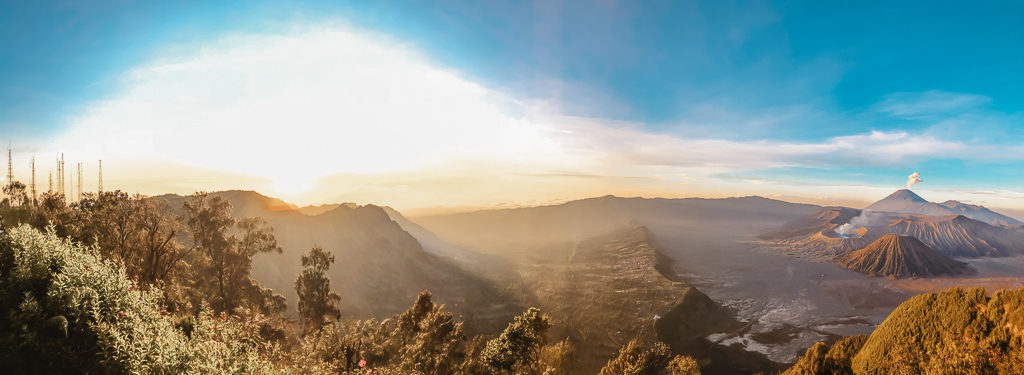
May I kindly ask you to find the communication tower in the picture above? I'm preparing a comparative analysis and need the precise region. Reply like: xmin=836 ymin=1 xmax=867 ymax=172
xmin=5 ymin=146 xmax=12 ymax=186
xmin=77 ymin=162 xmax=82 ymax=202
xmin=30 ymin=156 xmax=36 ymax=204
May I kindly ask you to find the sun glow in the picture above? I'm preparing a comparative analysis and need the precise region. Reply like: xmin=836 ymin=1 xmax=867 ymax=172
xmin=50 ymin=25 xmax=573 ymax=201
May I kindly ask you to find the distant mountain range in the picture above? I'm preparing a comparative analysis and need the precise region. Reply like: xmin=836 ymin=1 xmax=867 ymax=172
xmin=764 ymin=209 xmax=1024 ymax=258
xmin=415 ymin=194 xmax=819 ymax=251
xmin=886 ymin=214 xmax=1024 ymax=257
xmin=761 ymin=189 xmax=1024 ymax=280
xmin=866 ymin=189 xmax=1022 ymax=226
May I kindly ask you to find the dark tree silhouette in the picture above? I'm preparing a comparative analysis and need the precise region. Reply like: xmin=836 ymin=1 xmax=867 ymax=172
xmin=295 ymin=245 xmax=341 ymax=333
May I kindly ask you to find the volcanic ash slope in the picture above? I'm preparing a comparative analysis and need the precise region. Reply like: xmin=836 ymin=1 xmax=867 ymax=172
xmin=836 ymin=234 xmax=972 ymax=278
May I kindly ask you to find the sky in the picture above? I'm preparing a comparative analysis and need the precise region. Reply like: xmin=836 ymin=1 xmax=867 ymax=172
xmin=1 ymin=0 xmax=1023 ymax=215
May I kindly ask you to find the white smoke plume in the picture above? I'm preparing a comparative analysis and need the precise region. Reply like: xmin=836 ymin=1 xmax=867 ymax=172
xmin=835 ymin=210 xmax=886 ymax=237
xmin=907 ymin=172 xmax=923 ymax=189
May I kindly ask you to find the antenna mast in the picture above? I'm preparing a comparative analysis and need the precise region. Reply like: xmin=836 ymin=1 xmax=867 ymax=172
xmin=57 ymin=156 xmax=61 ymax=198
xmin=98 ymin=159 xmax=103 ymax=194
xmin=76 ymin=162 xmax=82 ymax=202
xmin=5 ymin=145 xmax=12 ymax=186
xmin=30 ymin=156 xmax=36 ymax=204
xmin=48 ymin=171 xmax=53 ymax=193
xmin=4 ymin=145 xmax=11 ymax=203
xmin=60 ymin=153 xmax=65 ymax=200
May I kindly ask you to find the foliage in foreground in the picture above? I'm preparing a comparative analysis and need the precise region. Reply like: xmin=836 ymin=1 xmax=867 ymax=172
xmin=782 ymin=335 xmax=865 ymax=375
xmin=597 ymin=338 xmax=700 ymax=375
xmin=0 ymin=190 xmax=288 ymax=316
xmin=786 ymin=287 xmax=1024 ymax=374
xmin=0 ymin=224 xmax=283 ymax=374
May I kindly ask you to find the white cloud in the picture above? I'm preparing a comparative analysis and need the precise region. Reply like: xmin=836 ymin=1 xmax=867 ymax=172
xmin=52 ymin=26 xmax=573 ymax=195
xmin=42 ymin=24 xmax=1004 ymax=203
xmin=563 ymin=125 xmax=966 ymax=172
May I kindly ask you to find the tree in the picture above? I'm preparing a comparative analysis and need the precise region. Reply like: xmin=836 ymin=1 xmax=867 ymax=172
xmin=75 ymin=191 xmax=138 ymax=266
xmin=784 ymin=342 xmax=828 ymax=375
xmin=539 ymin=338 xmax=576 ymax=375
xmin=667 ymin=355 xmax=701 ymax=375
xmin=295 ymin=246 xmax=341 ymax=333
xmin=1 ymin=181 xmax=27 ymax=207
xmin=294 ymin=291 xmax=467 ymax=375
xmin=0 ymin=181 xmax=36 ymax=231
xmin=35 ymin=191 xmax=71 ymax=232
xmin=184 ymin=192 xmax=283 ymax=314
xmin=231 ymin=216 xmax=284 ymax=313
xmin=72 ymin=192 xmax=192 ymax=287
xmin=134 ymin=198 xmax=192 ymax=285
xmin=481 ymin=307 xmax=551 ymax=374
xmin=597 ymin=339 xmax=673 ymax=375
xmin=390 ymin=292 xmax=466 ymax=375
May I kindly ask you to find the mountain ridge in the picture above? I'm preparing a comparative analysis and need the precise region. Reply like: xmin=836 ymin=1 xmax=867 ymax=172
xmin=866 ymin=189 xmax=1021 ymax=226
xmin=151 ymin=190 xmax=520 ymax=334
xmin=836 ymin=234 xmax=972 ymax=278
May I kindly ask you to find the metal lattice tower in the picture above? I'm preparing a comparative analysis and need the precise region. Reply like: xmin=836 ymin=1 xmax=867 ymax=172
xmin=48 ymin=171 xmax=53 ymax=193
xmin=30 ymin=156 xmax=36 ymax=204
xmin=5 ymin=146 xmax=12 ymax=186
xmin=98 ymin=160 xmax=103 ymax=194
xmin=56 ymin=156 xmax=61 ymax=196
xmin=60 ymin=153 xmax=65 ymax=200
xmin=77 ymin=162 xmax=82 ymax=202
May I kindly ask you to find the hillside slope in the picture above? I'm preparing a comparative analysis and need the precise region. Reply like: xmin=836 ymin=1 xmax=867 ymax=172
xmin=787 ymin=287 xmax=1024 ymax=373
xmin=154 ymin=191 xmax=519 ymax=334
xmin=836 ymin=234 xmax=971 ymax=278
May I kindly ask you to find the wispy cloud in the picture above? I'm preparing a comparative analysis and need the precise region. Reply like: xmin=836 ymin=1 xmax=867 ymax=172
xmin=560 ymin=123 xmax=968 ymax=173
xmin=872 ymin=90 xmax=991 ymax=120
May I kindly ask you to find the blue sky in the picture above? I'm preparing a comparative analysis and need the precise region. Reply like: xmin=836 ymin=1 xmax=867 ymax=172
xmin=1 ymin=0 xmax=1022 ymax=210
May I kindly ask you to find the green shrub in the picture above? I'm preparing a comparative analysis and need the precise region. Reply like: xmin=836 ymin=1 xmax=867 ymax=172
xmin=783 ymin=335 xmax=865 ymax=375
xmin=785 ymin=286 xmax=1024 ymax=374
xmin=596 ymin=339 xmax=673 ymax=375
xmin=0 ymin=225 xmax=282 ymax=374
xmin=481 ymin=307 xmax=551 ymax=374
xmin=294 ymin=291 xmax=467 ymax=375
